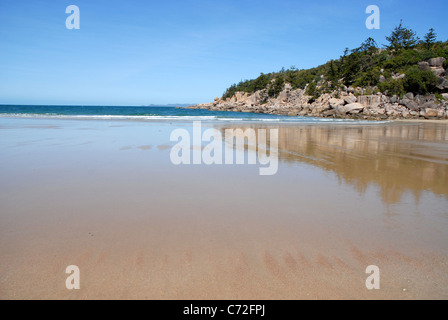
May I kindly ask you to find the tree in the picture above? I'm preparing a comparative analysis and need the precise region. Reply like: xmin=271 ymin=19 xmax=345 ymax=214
xmin=355 ymin=37 xmax=378 ymax=54
xmin=329 ymin=60 xmax=338 ymax=81
xmin=385 ymin=20 xmax=419 ymax=51
xmin=305 ymin=81 xmax=319 ymax=100
xmin=423 ymin=28 xmax=437 ymax=50
xmin=268 ymin=76 xmax=285 ymax=98
xmin=251 ymin=73 xmax=270 ymax=92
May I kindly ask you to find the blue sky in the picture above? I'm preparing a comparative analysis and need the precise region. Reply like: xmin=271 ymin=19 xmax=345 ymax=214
xmin=0 ymin=0 xmax=447 ymax=105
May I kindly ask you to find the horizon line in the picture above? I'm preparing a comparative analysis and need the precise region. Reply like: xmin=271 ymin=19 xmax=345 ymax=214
xmin=0 ymin=103 xmax=197 ymax=107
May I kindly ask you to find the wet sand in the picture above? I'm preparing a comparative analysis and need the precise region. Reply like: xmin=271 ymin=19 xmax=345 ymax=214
xmin=0 ymin=118 xmax=447 ymax=299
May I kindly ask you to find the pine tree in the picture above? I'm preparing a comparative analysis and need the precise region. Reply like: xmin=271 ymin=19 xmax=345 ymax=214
xmin=385 ymin=20 xmax=419 ymax=51
xmin=423 ymin=28 xmax=437 ymax=50
xmin=356 ymin=37 xmax=378 ymax=54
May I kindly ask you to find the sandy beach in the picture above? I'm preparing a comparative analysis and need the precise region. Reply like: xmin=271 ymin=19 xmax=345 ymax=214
xmin=0 ymin=118 xmax=447 ymax=299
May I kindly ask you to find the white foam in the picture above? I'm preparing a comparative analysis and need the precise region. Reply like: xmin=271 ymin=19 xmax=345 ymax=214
xmin=0 ymin=113 xmax=388 ymax=124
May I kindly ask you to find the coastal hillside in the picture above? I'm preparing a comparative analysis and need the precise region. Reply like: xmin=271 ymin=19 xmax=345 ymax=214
xmin=191 ymin=22 xmax=448 ymax=120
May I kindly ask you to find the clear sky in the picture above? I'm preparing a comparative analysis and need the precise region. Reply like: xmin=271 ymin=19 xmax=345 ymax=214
xmin=0 ymin=0 xmax=447 ymax=105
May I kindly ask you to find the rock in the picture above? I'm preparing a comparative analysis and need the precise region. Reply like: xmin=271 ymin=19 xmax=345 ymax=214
xmin=329 ymin=98 xmax=345 ymax=109
xmin=312 ymin=103 xmax=330 ymax=114
xmin=344 ymin=94 xmax=357 ymax=104
xmin=390 ymin=95 xmax=398 ymax=104
xmin=341 ymin=103 xmax=364 ymax=114
xmin=368 ymin=106 xmax=386 ymax=115
xmin=418 ymin=61 xmax=430 ymax=71
xmin=247 ymin=92 xmax=260 ymax=105
xmin=392 ymin=73 xmax=406 ymax=80
xmin=430 ymin=67 xmax=446 ymax=77
xmin=322 ymin=110 xmax=336 ymax=117
xmin=437 ymin=76 xmax=448 ymax=90
xmin=388 ymin=109 xmax=402 ymax=118
xmin=379 ymin=75 xmax=386 ymax=83
xmin=402 ymin=110 xmax=410 ymax=118
xmin=234 ymin=92 xmax=248 ymax=102
xmin=423 ymin=101 xmax=438 ymax=110
xmin=400 ymin=99 xmax=419 ymax=111
xmin=428 ymin=57 xmax=446 ymax=67
xmin=414 ymin=95 xmax=425 ymax=105
xmin=277 ymin=85 xmax=292 ymax=103
xmin=194 ymin=81 xmax=448 ymax=121
xmin=288 ymin=110 xmax=300 ymax=116
xmin=424 ymin=108 xmax=438 ymax=118
xmin=278 ymin=89 xmax=290 ymax=102
xmin=404 ymin=92 xmax=414 ymax=100
xmin=358 ymin=95 xmax=381 ymax=107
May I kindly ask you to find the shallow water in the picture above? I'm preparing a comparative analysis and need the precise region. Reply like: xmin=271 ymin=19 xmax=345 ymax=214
xmin=0 ymin=104 xmax=384 ymax=123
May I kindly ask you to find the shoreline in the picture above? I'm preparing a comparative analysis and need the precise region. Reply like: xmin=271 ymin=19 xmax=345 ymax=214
xmin=187 ymin=85 xmax=448 ymax=122
xmin=186 ymin=104 xmax=448 ymax=122
xmin=393 ymin=118 xmax=448 ymax=123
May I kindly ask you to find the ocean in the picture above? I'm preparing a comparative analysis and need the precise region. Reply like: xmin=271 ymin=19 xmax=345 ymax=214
xmin=0 ymin=104 xmax=369 ymax=123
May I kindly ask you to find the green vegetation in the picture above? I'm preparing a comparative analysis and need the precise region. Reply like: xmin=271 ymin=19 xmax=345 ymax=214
xmin=402 ymin=66 xmax=438 ymax=95
xmin=423 ymin=28 xmax=437 ymax=50
xmin=385 ymin=20 xmax=419 ymax=51
xmin=268 ymin=76 xmax=285 ymax=98
xmin=435 ymin=92 xmax=444 ymax=102
xmin=221 ymin=21 xmax=448 ymax=100
xmin=222 ymin=73 xmax=270 ymax=99
xmin=378 ymin=79 xmax=405 ymax=97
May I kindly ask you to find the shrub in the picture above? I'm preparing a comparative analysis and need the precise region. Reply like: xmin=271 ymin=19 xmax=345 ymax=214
xmin=378 ymin=79 xmax=406 ymax=97
xmin=305 ymin=81 xmax=320 ymax=100
xmin=354 ymin=67 xmax=381 ymax=87
xmin=383 ymin=49 xmax=423 ymax=71
xmin=435 ymin=93 xmax=444 ymax=102
xmin=403 ymin=66 xmax=438 ymax=95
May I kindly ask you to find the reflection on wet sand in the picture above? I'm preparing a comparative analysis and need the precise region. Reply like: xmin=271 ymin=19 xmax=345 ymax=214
xmin=215 ymin=123 xmax=448 ymax=204
xmin=1 ymin=118 xmax=448 ymax=299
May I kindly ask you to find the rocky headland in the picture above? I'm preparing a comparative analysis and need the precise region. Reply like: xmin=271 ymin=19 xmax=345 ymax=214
xmin=188 ymin=57 xmax=448 ymax=121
